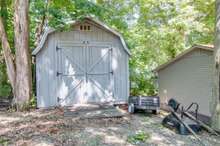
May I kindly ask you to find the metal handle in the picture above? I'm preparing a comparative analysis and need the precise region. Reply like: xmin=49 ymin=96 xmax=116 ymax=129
xmin=185 ymin=102 xmax=199 ymax=119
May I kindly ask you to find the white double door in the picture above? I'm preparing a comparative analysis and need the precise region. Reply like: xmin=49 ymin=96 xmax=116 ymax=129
xmin=57 ymin=42 xmax=114 ymax=106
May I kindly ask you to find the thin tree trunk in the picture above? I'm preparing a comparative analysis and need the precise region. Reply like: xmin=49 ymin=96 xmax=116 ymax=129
xmin=34 ymin=0 xmax=49 ymax=46
xmin=212 ymin=0 xmax=220 ymax=130
xmin=14 ymin=0 xmax=32 ymax=109
xmin=0 ymin=17 xmax=16 ymax=93
xmin=35 ymin=14 xmax=46 ymax=46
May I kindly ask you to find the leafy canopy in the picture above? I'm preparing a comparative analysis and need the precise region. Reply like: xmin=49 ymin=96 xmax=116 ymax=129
xmin=0 ymin=0 xmax=215 ymax=97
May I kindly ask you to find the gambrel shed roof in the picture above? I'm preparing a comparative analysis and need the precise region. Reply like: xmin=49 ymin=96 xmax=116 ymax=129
xmin=32 ymin=17 xmax=131 ymax=56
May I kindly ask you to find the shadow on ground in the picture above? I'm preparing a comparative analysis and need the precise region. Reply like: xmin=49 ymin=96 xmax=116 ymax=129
xmin=0 ymin=108 xmax=220 ymax=146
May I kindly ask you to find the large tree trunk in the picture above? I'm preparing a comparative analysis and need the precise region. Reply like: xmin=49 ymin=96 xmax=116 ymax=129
xmin=0 ymin=17 xmax=16 ymax=93
xmin=212 ymin=0 xmax=220 ymax=130
xmin=14 ymin=0 xmax=32 ymax=108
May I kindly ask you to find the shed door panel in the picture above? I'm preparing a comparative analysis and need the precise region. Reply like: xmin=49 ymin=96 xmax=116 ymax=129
xmin=86 ymin=45 xmax=114 ymax=103
xmin=58 ymin=45 xmax=86 ymax=106
xmin=57 ymin=43 xmax=114 ymax=106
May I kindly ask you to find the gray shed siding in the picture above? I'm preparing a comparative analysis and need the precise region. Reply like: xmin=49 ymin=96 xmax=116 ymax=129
xmin=36 ymin=20 xmax=129 ymax=107
xmin=158 ymin=49 xmax=213 ymax=116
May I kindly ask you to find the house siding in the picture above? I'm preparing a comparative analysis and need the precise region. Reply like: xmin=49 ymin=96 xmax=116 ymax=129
xmin=158 ymin=49 xmax=213 ymax=116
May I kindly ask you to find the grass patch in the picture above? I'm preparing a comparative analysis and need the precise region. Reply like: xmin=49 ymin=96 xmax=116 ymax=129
xmin=0 ymin=137 xmax=9 ymax=146
xmin=127 ymin=130 xmax=151 ymax=145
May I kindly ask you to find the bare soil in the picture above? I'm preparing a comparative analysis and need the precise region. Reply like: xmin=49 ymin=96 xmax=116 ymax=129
xmin=0 ymin=108 xmax=219 ymax=146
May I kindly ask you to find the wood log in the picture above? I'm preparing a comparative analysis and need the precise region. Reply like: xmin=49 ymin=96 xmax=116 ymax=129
xmin=171 ymin=111 xmax=200 ymax=139
xmin=183 ymin=111 xmax=219 ymax=136
xmin=168 ymin=106 xmax=205 ymax=145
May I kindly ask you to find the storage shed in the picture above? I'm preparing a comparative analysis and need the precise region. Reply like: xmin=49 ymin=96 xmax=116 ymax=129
xmin=32 ymin=17 xmax=130 ymax=108
xmin=155 ymin=45 xmax=213 ymax=117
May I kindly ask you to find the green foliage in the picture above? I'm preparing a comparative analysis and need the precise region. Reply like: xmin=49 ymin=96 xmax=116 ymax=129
xmin=0 ymin=137 xmax=9 ymax=146
xmin=127 ymin=0 xmax=214 ymax=95
xmin=127 ymin=131 xmax=151 ymax=144
xmin=0 ymin=0 xmax=215 ymax=98
xmin=0 ymin=61 xmax=11 ymax=97
xmin=29 ymin=95 xmax=37 ymax=108
xmin=0 ymin=0 xmax=13 ymax=98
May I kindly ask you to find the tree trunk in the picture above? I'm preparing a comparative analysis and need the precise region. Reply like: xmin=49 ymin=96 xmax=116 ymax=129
xmin=0 ymin=17 xmax=16 ymax=93
xmin=212 ymin=0 xmax=220 ymax=130
xmin=14 ymin=0 xmax=32 ymax=109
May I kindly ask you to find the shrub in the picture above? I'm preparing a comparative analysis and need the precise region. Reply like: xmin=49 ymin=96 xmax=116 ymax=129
xmin=127 ymin=130 xmax=151 ymax=145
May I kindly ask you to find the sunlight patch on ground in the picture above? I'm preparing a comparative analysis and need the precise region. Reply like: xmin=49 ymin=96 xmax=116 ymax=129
xmin=85 ymin=127 xmax=128 ymax=145
xmin=0 ymin=127 xmax=11 ymax=135
xmin=151 ymin=133 xmax=165 ymax=142
xmin=16 ymin=139 xmax=54 ymax=146
xmin=0 ymin=115 xmax=20 ymax=125
xmin=0 ymin=109 xmax=219 ymax=145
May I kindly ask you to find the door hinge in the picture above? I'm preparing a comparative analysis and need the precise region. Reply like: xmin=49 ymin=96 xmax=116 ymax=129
xmin=56 ymin=72 xmax=62 ymax=76
xmin=82 ymin=41 xmax=89 ymax=44
xmin=57 ymin=97 xmax=60 ymax=103
xmin=56 ymin=46 xmax=61 ymax=51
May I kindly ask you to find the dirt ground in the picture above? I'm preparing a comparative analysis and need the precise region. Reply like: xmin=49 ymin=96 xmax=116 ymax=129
xmin=0 ymin=108 xmax=220 ymax=146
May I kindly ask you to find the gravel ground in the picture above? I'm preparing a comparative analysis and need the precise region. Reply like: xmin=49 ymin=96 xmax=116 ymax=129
xmin=0 ymin=108 xmax=219 ymax=146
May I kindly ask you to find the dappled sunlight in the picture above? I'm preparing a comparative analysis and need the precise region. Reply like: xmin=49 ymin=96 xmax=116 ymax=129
xmin=101 ymin=48 xmax=109 ymax=57
xmin=0 ymin=109 xmax=219 ymax=145
xmin=149 ymin=132 xmax=186 ymax=145
xmin=150 ymin=133 xmax=165 ymax=142
xmin=29 ymin=141 xmax=54 ymax=146
xmin=0 ymin=115 xmax=21 ymax=125
xmin=56 ymin=45 xmax=115 ymax=106
xmin=112 ymin=57 xmax=118 ymax=70
xmin=59 ymin=82 xmax=69 ymax=101
xmin=0 ymin=127 xmax=11 ymax=135
xmin=85 ymin=127 xmax=129 ymax=145
xmin=23 ymin=110 xmax=58 ymax=118
xmin=66 ymin=60 xmax=76 ymax=75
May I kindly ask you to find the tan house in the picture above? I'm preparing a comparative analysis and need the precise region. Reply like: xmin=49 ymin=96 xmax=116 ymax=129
xmin=155 ymin=45 xmax=214 ymax=117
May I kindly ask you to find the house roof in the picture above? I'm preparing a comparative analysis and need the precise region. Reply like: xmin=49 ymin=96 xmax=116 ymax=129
xmin=32 ymin=17 xmax=131 ymax=56
xmin=154 ymin=44 xmax=214 ymax=72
